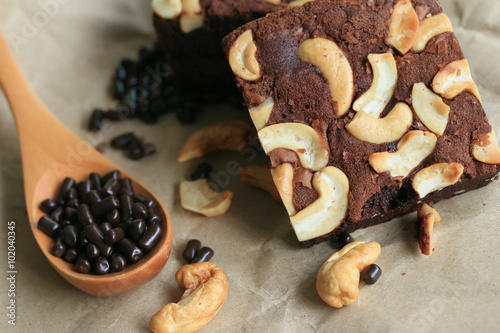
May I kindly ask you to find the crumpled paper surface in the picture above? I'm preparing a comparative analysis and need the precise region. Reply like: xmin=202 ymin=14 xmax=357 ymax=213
xmin=0 ymin=0 xmax=499 ymax=332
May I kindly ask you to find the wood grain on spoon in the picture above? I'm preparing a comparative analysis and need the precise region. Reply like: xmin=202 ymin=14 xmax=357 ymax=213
xmin=0 ymin=29 xmax=173 ymax=296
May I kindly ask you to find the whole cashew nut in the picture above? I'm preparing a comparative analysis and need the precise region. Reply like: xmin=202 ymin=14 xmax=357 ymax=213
xmin=316 ymin=241 xmax=381 ymax=308
xmin=150 ymin=262 xmax=228 ymax=333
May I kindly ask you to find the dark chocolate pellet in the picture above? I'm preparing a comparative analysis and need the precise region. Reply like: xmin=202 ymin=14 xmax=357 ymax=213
xmin=77 ymin=180 xmax=91 ymax=200
xmin=129 ymin=219 xmax=146 ymax=242
xmin=147 ymin=207 xmax=161 ymax=226
xmin=51 ymin=237 xmax=66 ymax=257
xmin=77 ymin=204 xmax=95 ymax=226
xmin=64 ymin=207 xmax=77 ymax=220
xmin=138 ymin=224 xmax=162 ymax=252
xmin=334 ymin=232 xmax=355 ymax=248
xmin=99 ymin=222 xmax=112 ymax=234
xmin=132 ymin=203 xmax=148 ymax=220
xmin=113 ymin=80 xmax=126 ymax=100
xmin=119 ymin=178 xmax=133 ymax=195
xmin=129 ymin=140 xmax=144 ymax=160
xmin=40 ymin=198 xmax=57 ymax=214
xmin=118 ymin=238 xmax=143 ymax=263
xmin=60 ymin=220 xmax=72 ymax=228
xmin=106 ymin=209 xmax=121 ymax=226
xmin=84 ymin=224 xmax=113 ymax=258
xmin=117 ymin=219 xmax=132 ymax=231
xmin=67 ymin=199 xmax=79 ymax=208
xmin=119 ymin=195 xmax=133 ymax=221
xmin=103 ymin=178 xmax=121 ymax=197
xmin=50 ymin=206 xmax=64 ymax=222
xmin=76 ymin=257 xmax=91 ymax=274
xmin=110 ymin=132 xmax=136 ymax=149
xmin=104 ymin=109 xmax=127 ymax=121
xmin=87 ymin=243 xmax=100 ymax=260
xmin=132 ymin=194 xmax=155 ymax=208
xmin=64 ymin=248 xmax=78 ymax=263
xmin=91 ymin=196 xmax=120 ymax=217
xmin=182 ymin=239 xmax=202 ymax=263
xmin=102 ymin=170 xmax=121 ymax=185
xmin=62 ymin=225 xmax=78 ymax=248
xmin=85 ymin=190 xmax=101 ymax=205
xmin=190 ymin=247 xmax=214 ymax=264
xmin=89 ymin=172 xmax=102 ymax=191
xmin=37 ymin=216 xmax=60 ymax=237
xmin=110 ymin=253 xmax=127 ymax=272
xmin=89 ymin=109 xmax=104 ymax=132
xmin=65 ymin=188 xmax=78 ymax=201
xmin=105 ymin=228 xmax=125 ymax=244
xmin=56 ymin=177 xmax=76 ymax=205
xmin=79 ymin=231 xmax=89 ymax=247
xmin=94 ymin=257 xmax=110 ymax=275
xmin=361 ymin=264 xmax=382 ymax=285
xmin=191 ymin=163 xmax=213 ymax=181
xmin=142 ymin=143 xmax=156 ymax=157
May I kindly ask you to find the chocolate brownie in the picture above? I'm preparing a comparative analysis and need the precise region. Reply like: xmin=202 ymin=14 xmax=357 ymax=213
xmin=152 ymin=0 xmax=296 ymax=94
xmin=223 ymin=0 xmax=500 ymax=247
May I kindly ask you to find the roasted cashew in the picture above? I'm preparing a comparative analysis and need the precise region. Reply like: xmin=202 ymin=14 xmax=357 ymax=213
xmin=316 ymin=241 xmax=381 ymax=308
xmin=228 ymin=30 xmax=260 ymax=81
xmin=387 ymin=0 xmax=419 ymax=54
xmin=412 ymin=83 xmax=450 ymax=136
xmin=412 ymin=162 xmax=463 ymax=198
xmin=472 ymin=129 xmax=500 ymax=164
xmin=417 ymin=203 xmax=441 ymax=255
xmin=177 ymin=120 xmax=256 ymax=162
xmin=180 ymin=179 xmax=233 ymax=217
xmin=413 ymin=13 xmax=453 ymax=52
xmin=150 ymin=262 xmax=228 ymax=333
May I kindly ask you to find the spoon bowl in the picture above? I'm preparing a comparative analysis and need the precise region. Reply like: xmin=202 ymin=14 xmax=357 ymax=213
xmin=0 ymin=30 xmax=173 ymax=296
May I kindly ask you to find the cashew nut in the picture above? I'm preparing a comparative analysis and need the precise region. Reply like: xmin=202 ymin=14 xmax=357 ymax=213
xmin=369 ymin=130 xmax=437 ymax=177
xmin=153 ymin=0 xmax=203 ymax=33
xmin=472 ymin=129 xmax=500 ymax=164
xmin=180 ymin=179 xmax=233 ymax=217
xmin=270 ymin=163 xmax=297 ymax=216
xmin=177 ymin=120 xmax=256 ymax=162
xmin=228 ymin=30 xmax=260 ymax=81
xmin=412 ymin=162 xmax=463 ymax=198
xmin=413 ymin=13 xmax=453 ymax=52
xmin=417 ymin=203 xmax=441 ymax=255
xmin=149 ymin=262 xmax=228 ymax=333
xmin=346 ymin=102 xmax=413 ymax=144
xmin=316 ymin=241 xmax=381 ymax=308
xmin=240 ymin=165 xmax=281 ymax=201
xmin=152 ymin=0 xmax=182 ymax=19
xmin=298 ymin=37 xmax=354 ymax=116
xmin=258 ymin=122 xmax=329 ymax=171
xmin=387 ymin=0 xmax=419 ymax=54
xmin=249 ymin=97 xmax=274 ymax=131
xmin=262 ymin=0 xmax=280 ymax=4
xmin=287 ymin=0 xmax=314 ymax=8
xmin=412 ymin=83 xmax=450 ymax=136
xmin=353 ymin=53 xmax=398 ymax=118
xmin=290 ymin=166 xmax=349 ymax=242
xmin=432 ymin=59 xmax=482 ymax=102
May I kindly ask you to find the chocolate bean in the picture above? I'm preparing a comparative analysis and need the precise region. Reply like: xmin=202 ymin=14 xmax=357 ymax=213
xmin=110 ymin=132 xmax=136 ymax=149
xmin=40 ymin=198 xmax=57 ymax=214
xmin=64 ymin=248 xmax=78 ymax=263
xmin=37 ymin=216 xmax=60 ymax=237
xmin=110 ymin=253 xmax=127 ymax=272
xmin=56 ymin=177 xmax=76 ymax=205
xmin=119 ymin=178 xmax=133 ymax=195
xmin=91 ymin=196 xmax=120 ymax=217
xmin=64 ymin=207 xmax=77 ymax=220
xmin=332 ymin=232 xmax=355 ymax=249
xmin=94 ymin=257 xmax=110 ymax=275
xmin=51 ymin=237 xmax=66 ymax=258
xmin=105 ymin=228 xmax=125 ymax=244
xmin=84 ymin=224 xmax=113 ymax=258
xmin=76 ymin=257 xmax=91 ymax=274
xmin=147 ymin=207 xmax=161 ymax=226
xmin=190 ymin=247 xmax=214 ymax=264
xmin=89 ymin=172 xmax=102 ymax=191
xmin=85 ymin=190 xmax=101 ymax=205
xmin=106 ymin=209 xmax=120 ymax=226
xmin=117 ymin=219 xmax=132 ymax=232
xmin=118 ymin=238 xmax=143 ymax=263
xmin=104 ymin=109 xmax=127 ymax=121
xmin=182 ymin=239 xmax=202 ymax=263
xmin=77 ymin=181 xmax=91 ymax=200
xmin=142 ymin=143 xmax=156 ymax=157
xmin=87 ymin=243 xmax=100 ymax=260
xmin=99 ymin=222 xmax=112 ymax=234
xmin=361 ymin=264 xmax=382 ymax=285
xmin=60 ymin=220 xmax=71 ymax=228
xmin=65 ymin=188 xmax=78 ymax=201
xmin=67 ymin=199 xmax=79 ymax=208
xmin=49 ymin=206 xmax=64 ymax=222
xmin=79 ymin=231 xmax=89 ymax=248
xmin=138 ymin=225 xmax=162 ymax=252
xmin=132 ymin=194 xmax=154 ymax=208
xmin=101 ymin=170 xmax=121 ymax=185
xmin=129 ymin=139 xmax=144 ymax=160
xmin=77 ymin=204 xmax=95 ymax=226
xmin=62 ymin=225 xmax=78 ymax=248
xmin=132 ymin=203 xmax=147 ymax=220
xmin=102 ymin=178 xmax=121 ymax=197
xmin=120 ymin=195 xmax=133 ymax=221
xmin=191 ymin=163 xmax=213 ymax=181
xmin=89 ymin=109 xmax=104 ymax=132
xmin=129 ymin=219 xmax=146 ymax=242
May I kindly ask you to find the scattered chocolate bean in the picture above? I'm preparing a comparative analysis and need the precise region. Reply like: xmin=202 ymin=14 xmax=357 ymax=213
xmin=191 ymin=163 xmax=213 ymax=181
xmin=191 ymin=247 xmax=214 ymax=264
xmin=361 ymin=264 xmax=382 ymax=285
xmin=129 ymin=219 xmax=146 ymax=242
xmin=40 ymin=198 xmax=57 ymax=214
xmin=110 ymin=253 xmax=127 ymax=272
xmin=332 ymin=232 xmax=355 ymax=249
xmin=142 ymin=143 xmax=156 ymax=157
xmin=110 ymin=132 xmax=136 ymax=149
xmin=51 ymin=237 xmax=66 ymax=257
xmin=89 ymin=109 xmax=104 ymax=132
xmin=95 ymin=143 xmax=106 ymax=153
xmin=62 ymin=225 xmax=78 ymax=248
xmin=76 ymin=257 xmax=91 ymax=274
xmin=64 ymin=248 xmax=78 ymax=263
xmin=138 ymin=225 xmax=162 ymax=252
xmin=94 ymin=257 xmax=110 ymax=275
xmin=37 ymin=216 xmax=60 ymax=237
xmin=90 ymin=196 xmax=120 ymax=217
xmin=182 ymin=239 xmax=201 ymax=263
xmin=118 ymin=238 xmax=143 ymax=263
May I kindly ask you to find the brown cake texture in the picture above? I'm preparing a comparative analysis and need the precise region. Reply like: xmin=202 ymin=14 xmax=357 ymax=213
xmin=222 ymin=0 xmax=500 ymax=247
xmin=152 ymin=0 xmax=296 ymax=94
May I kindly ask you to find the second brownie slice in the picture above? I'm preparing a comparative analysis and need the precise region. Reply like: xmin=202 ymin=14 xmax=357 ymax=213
xmin=222 ymin=0 xmax=500 ymax=247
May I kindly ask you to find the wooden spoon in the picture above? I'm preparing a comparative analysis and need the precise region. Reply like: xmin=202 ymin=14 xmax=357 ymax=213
xmin=0 ymin=29 xmax=173 ymax=296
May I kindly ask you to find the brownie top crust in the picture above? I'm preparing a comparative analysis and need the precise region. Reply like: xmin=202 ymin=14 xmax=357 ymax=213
xmin=223 ymin=0 xmax=500 ymax=245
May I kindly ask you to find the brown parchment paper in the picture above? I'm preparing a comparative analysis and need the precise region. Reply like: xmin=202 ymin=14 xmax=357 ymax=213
xmin=0 ymin=0 xmax=499 ymax=332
